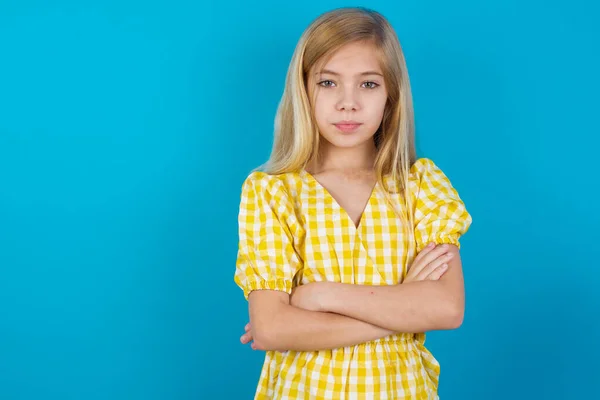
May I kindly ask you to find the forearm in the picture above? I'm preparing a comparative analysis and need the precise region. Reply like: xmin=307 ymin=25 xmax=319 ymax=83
xmin=322 ymin=280 xmax=464 ymax=333
xmin=249 ymin=291 xmax=394 ymax=352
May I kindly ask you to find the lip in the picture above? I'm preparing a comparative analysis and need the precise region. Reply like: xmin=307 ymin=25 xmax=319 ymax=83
xmin=333 ymin=121 xmax=362 ymax=133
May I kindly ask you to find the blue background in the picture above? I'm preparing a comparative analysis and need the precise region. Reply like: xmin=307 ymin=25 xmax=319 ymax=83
xmin=1 ymin=1 xmax=598 ymax=399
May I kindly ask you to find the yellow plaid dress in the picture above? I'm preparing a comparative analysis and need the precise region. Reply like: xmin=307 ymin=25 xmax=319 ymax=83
xmin=234 ymin=158 xmax=472 ymax=399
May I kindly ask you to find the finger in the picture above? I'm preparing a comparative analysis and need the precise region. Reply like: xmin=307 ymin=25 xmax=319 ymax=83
xmin=411 ymin=242 xmax=436 ymax=265
xmin=407 ymin=244 xmax=449 ymax=279
xmin=425 ymin=263 xmax=449 ymax=280
xmin=241 ymin=332 xmax=253 ymax=344
xmin=418 ymin=244 xmax=451 ymax=267
xmin=245 ymin=323 xmax=251 ymax=332
xmin=411 ymin=245 xmax=450 ymax=274
xmin=415 ymin=252 xmax=454 ymax=281
xmin=251 ymin=342 xmax=257 ymax=350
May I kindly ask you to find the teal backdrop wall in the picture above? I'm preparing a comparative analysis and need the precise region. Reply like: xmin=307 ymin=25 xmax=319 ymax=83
xmin=1 ymin=1 xmax=598 ymax=399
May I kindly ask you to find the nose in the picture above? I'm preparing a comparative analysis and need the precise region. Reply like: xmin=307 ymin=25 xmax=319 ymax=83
xmin=336 ymin=86 xmax=360 ymax=111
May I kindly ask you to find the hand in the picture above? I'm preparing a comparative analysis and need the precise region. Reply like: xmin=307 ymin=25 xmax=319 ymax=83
xmin=240 ymin=322 xmax=261 ymax=350
xmin=290 ymin=282 xmax=330 ymax=312
xmin=404 ymin=242 xmax=454 ymax=283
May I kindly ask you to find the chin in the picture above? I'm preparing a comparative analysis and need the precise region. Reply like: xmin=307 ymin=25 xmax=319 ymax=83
xmin=322 ymin=132 xmax=373 ymax=149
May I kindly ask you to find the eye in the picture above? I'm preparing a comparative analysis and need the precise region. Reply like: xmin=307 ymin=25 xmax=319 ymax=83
xmin=317 ymin=80 xmax=335 ymax=88
xmin=362 ymin=81 xmax=380 ymax=89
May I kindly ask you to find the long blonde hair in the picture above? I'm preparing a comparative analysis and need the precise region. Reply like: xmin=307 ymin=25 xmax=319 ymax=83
xmin=258 ymin=6 xmax=416 ymax=229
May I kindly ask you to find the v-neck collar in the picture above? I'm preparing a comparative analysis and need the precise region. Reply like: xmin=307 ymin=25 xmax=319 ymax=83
xmin=300 ymin=168 xmax=378 ymax=231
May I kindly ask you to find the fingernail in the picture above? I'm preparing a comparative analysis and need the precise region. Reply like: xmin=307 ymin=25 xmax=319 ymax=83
xmin=428 ymin=242 xmax=435 ymax=248
xmin=447 ymin=253 xmax=454 ymax=258
xmin=441 ymin=263 xmax=448 ymax=269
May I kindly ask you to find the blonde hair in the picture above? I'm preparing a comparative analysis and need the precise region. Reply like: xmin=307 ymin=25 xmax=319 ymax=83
xmin=258 ymin=6 xmax=416 ymax=229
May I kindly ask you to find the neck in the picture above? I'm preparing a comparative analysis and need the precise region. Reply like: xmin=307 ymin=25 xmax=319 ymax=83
xmin=310 ymin=139 xmax=378 ymax=173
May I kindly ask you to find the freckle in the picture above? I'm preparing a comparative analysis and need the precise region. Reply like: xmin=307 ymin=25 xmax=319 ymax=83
xmin=370 ymin=291 xmax=374 ymax=295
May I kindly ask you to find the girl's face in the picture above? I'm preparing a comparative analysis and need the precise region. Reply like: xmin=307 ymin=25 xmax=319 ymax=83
xmin=308 ymin=40 xmax=388 ymax=152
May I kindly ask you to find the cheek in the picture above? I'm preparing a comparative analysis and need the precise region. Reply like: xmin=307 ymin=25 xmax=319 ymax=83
xmin=312 ymin=95 xmax=331 ymax=125
xmin=365 ymin=94 xmax=387 ymax=121
xmin=377 ymin=93 xmax=388 ymax=117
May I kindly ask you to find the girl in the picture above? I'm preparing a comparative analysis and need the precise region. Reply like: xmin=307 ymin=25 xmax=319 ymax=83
xmin=234 ymin=6 xmax=472 ymax=399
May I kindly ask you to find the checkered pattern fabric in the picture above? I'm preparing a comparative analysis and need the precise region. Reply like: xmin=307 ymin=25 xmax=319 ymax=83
xmin=234 ymin=158 xmax=472 ymax=399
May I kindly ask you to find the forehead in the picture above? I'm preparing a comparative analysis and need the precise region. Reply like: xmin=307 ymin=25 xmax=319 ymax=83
xmin=318 ymin=41 xmax=382 ymax=74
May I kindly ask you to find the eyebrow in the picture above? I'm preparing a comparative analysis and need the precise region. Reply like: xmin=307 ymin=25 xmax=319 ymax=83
xmin=316 ymin=69 xmax=384 ymax=78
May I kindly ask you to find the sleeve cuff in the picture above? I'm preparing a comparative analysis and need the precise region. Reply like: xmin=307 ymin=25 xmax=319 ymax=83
xmin=416 ymin=233 xmax=461 ymax=253
xmin=243 ymin=278 xmax=293 ymax=300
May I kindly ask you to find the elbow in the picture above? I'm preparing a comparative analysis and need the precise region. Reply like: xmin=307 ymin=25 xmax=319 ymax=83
xmin=446 ymin=311 xmax=464 ymax=330
xmin=248 ymin=290 xmax=291 ymax=351
xmin=252 ymin=327 xmax=280 ymax=351
xmin=434 ymin=282 xmax=464 ymax=330
xmin=442 ymin=302 xmax=464 ymax=330
xmin=251 ymin=314 xmax=288 ymax=351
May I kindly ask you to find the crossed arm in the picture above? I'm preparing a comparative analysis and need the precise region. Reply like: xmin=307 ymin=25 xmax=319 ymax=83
xmin=242 ymin=243 xmax=465 ymax=352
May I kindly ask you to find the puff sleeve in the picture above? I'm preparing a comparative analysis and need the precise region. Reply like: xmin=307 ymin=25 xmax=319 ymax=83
xmin=234 ymin=172 xmax=304 ymax=300
xmin=412 ymin=158 xmax=472 ymax=253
